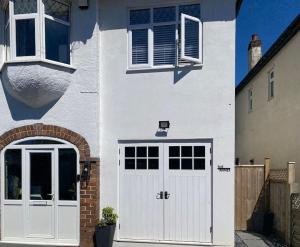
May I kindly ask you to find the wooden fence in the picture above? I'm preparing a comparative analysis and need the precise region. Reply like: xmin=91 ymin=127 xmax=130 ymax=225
xmin=235 ymin=159 xmax=300 ymax=246
xmin=291 ymin=193 xmax=300 ymax=247
xmin=235 ymin=164 xmax=266 ymax=230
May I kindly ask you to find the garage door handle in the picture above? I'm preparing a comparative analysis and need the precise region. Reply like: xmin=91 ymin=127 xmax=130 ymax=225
xmin=165 ymin=191 xmax=170 ymax=199
xmin=156 ymin=191 xmax=163 ymax=199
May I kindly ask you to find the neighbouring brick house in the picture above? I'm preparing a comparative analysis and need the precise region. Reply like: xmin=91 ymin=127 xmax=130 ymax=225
xmin=0 ymin=0 xmax=241 ymax=246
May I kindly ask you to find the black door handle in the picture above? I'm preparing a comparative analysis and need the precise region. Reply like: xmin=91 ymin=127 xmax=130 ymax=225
xmin=156 ymin=191 xmax=163 ymax=199
xmin=165 ymin=191 xmax=170 ymax=199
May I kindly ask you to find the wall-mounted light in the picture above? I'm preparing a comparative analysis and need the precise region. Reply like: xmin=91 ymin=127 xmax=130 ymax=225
xmin=82 ymin=160 xmax=91 ymax=181
xmin=78 ymin=0 xmax=89 ymax=9
xmin=159 ymin=121 xmax=170 ymax=130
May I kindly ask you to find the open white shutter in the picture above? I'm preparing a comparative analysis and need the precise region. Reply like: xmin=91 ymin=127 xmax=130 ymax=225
xmin=180 ymin=13 xmax=202 ymax=64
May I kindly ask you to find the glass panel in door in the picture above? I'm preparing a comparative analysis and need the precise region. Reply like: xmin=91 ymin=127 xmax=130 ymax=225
xmin=30 ymin=153 xmax=52 ymax=200
xmin=26 ymin=151 xmax=55 ymax=239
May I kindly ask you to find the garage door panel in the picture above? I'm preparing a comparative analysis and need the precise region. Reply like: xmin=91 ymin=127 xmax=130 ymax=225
xmin=119 ymin=141 xmax=212 ymax=243
xmin=119 ymin=144 xmax=164 ymax=241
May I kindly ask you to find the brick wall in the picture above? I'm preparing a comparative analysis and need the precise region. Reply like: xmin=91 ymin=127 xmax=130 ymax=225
xmin=0 ymin=123 xmax=100 ymax=247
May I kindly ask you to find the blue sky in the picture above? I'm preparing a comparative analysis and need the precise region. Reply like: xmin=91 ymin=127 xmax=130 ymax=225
xmin=236 ymin=0 xmax=300 ymax=85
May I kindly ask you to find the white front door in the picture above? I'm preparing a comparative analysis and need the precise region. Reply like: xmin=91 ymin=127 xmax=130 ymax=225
xmin=1 ymin=139 xmax=80 ymax=245
xmin=25 ymin=150 xmax=55 ymax=239
xmin=119 ymin=141 xmax=212 ymax=244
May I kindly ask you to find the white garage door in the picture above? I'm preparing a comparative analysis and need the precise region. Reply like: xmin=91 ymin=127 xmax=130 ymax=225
xmin=119 ymin=142 xmax=212 ymax=244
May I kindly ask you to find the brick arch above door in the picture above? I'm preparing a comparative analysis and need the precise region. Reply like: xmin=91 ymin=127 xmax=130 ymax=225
xmin=0 ymin=123 xmax=99 ymax=247
xmin=0 ymin=123 xmax=90 ymax=161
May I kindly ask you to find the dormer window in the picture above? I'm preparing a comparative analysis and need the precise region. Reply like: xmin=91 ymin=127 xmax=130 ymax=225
xmin=4 ymin=0 xmax=70 ymax=65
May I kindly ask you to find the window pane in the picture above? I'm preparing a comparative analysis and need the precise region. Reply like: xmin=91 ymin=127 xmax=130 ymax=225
xmin=148 ymin=159 xmax=159 ymax=169
xmin=30 ymin=153 xmax=52 ymax=200
xmin=194 ymin=146 xmax=205 ymax=157
xmin=169 ymin=146 xmax=180 ymax=157
xmin=169 ymin=158 xmax=180 ymax=170
xmin=148 ymin=147 xmax=159 ymax=157
xmin=132 ymin=29 xmax=148 ymax=65
xmin=154 ymin=7 xmax=176 ymax=23
xmin=125 ymin=159 xmax=135 ymax=169
xmin=17 ymin=139 xmax=63 ymax=145
xmin=130 ymin=9 xmax=150 ymax=25
xmin=16 ymin=19 xmax=36 ymax=57
xmin=184 ymin=19 xmax=199 ymax=59
xmin=179 ymin=4 xmax=200 ymax=19
xmin=194 ymin=159 xmax=205 ymax=170
xmin=5 ymin=6 xmax=9 ymax=25
xmin=45 ymin=19 xmax=70 ymax=64
xmin=137 ymin=159 xmax=147 ymax=169
xmin=154 ymin=25 xmax=176 ymax=65
xmin=137 ymin=147 xmax=147 ymax=157
xmin=125 ymin=147 xmax=135 ymax=157
xmin=5 ymin=150 xmax=22 ymax=200
xmin=182 ymin=159 xmax=192 ymax=169
xmin=14 ymin=0 xmax=37 ymax=14
xmin=59 ymin=149 xmax=77 ymax=201
xmin=181 ymin=146 xmax=192 ymax=157
xmin=44 ymin=0 xmax=69 ymax=22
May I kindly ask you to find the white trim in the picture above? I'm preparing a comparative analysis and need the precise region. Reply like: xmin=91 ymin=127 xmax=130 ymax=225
xmin=180 ymin=13 xmax=202 ymax=64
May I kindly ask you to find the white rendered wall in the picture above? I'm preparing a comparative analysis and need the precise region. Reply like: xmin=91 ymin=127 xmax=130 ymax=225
xmin=0 ymin=0 xmax=100 ymax=157
xmin=99 ymin=0 xmax=236 ymax=245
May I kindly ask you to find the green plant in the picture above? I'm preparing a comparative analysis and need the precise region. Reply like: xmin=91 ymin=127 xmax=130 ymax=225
xmin=98 ymin=207 xmax=118 ymax=227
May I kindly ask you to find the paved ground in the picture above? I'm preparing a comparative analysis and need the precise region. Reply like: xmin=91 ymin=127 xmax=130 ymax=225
xmin=235 ymin=231 xmax=271 ymax=247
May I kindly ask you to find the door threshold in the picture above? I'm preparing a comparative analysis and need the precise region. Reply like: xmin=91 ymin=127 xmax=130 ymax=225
xmin=116 ymin=239 xmax=213 ymax=246
xmin=0 ymin=240 xmax=79 ymax=246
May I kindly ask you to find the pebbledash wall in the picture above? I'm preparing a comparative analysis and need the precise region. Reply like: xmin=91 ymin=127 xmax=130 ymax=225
xmin=100 ymin=0 xmax=236 ymax=245
xmin=0 ymin=1 xmax=100 ymax=246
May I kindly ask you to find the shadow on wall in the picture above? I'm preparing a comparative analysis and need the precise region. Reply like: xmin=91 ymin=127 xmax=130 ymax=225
xmin=3 ymin=86 xmax=59 ymax=121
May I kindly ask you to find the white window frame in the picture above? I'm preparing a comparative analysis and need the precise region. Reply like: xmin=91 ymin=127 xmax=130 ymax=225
xmin=6 ymin=0 xmax=71 ymax=65
xmin=4 ymin=2 xmax=10 ymax=61
xmin=128 ymin=3 xmax=202 ymax=70
xmin=181 ymin=13 xmax=202 ymax=64
xmin=268 ymin=69 xmax=275 ymax=100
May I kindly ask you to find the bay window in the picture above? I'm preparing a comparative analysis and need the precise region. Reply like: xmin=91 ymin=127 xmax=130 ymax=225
xmin=128 ymin=4 xmax=202 ymax=69
xmin=4 ymin=0 xmax=71 ymax=65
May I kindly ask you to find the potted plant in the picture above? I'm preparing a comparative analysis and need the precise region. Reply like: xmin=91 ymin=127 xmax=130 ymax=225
xmin=95 ymin=207 xmax=118 ymax=247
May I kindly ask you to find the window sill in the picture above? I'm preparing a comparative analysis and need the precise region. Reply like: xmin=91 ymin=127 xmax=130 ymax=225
xmin=0 ymin=58 xmax=76 ymax=72
xmin=126 ymin=63 xmax=203 ymax=73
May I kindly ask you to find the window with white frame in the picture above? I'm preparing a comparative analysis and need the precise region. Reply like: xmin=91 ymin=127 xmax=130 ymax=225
xmin=128 ymin=4 xmax=202 ymax=69
xmin=268 ymin=69 xmax=275 ymax=100
xmin=248 ymin=88 xmax=253 ymax=112
xmin=4 ymin=0 xmax=70 ymax=64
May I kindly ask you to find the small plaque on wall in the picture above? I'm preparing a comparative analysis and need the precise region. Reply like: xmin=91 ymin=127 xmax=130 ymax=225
xmin=218 ymin=165 xmax=231 ymax=172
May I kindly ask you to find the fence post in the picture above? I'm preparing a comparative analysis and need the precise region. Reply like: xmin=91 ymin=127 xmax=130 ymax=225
xmin=286 ymin=162 xmax=296 ymax=246
xmin=264 ymin=158 xmax=271 ymax=212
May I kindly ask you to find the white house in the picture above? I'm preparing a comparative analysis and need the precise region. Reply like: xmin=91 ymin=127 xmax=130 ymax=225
xmin=0 ymin=0 xmax=240 ymax=246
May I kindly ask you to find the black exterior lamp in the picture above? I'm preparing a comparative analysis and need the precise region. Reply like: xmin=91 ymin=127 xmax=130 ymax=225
xmin=82 ymin=160 xmax=91 ymax=181
xmin=159 ymin=121 xmax=170 ymax=130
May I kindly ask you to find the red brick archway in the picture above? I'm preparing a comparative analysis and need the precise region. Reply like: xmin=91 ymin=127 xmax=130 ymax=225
xmin=0 ymin=123 xmax=99 ymax=247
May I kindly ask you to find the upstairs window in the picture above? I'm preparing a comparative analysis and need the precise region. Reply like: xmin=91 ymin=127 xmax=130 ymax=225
xmin=128 ymin=4 xmax=202 ymax=69
xmin=268 ymin=69 xmax=275 ymax=100
xmin=4 ymin=0 xmax=71 ymax=64
xmin=248 ymin=88 xmax=253 ymax=112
